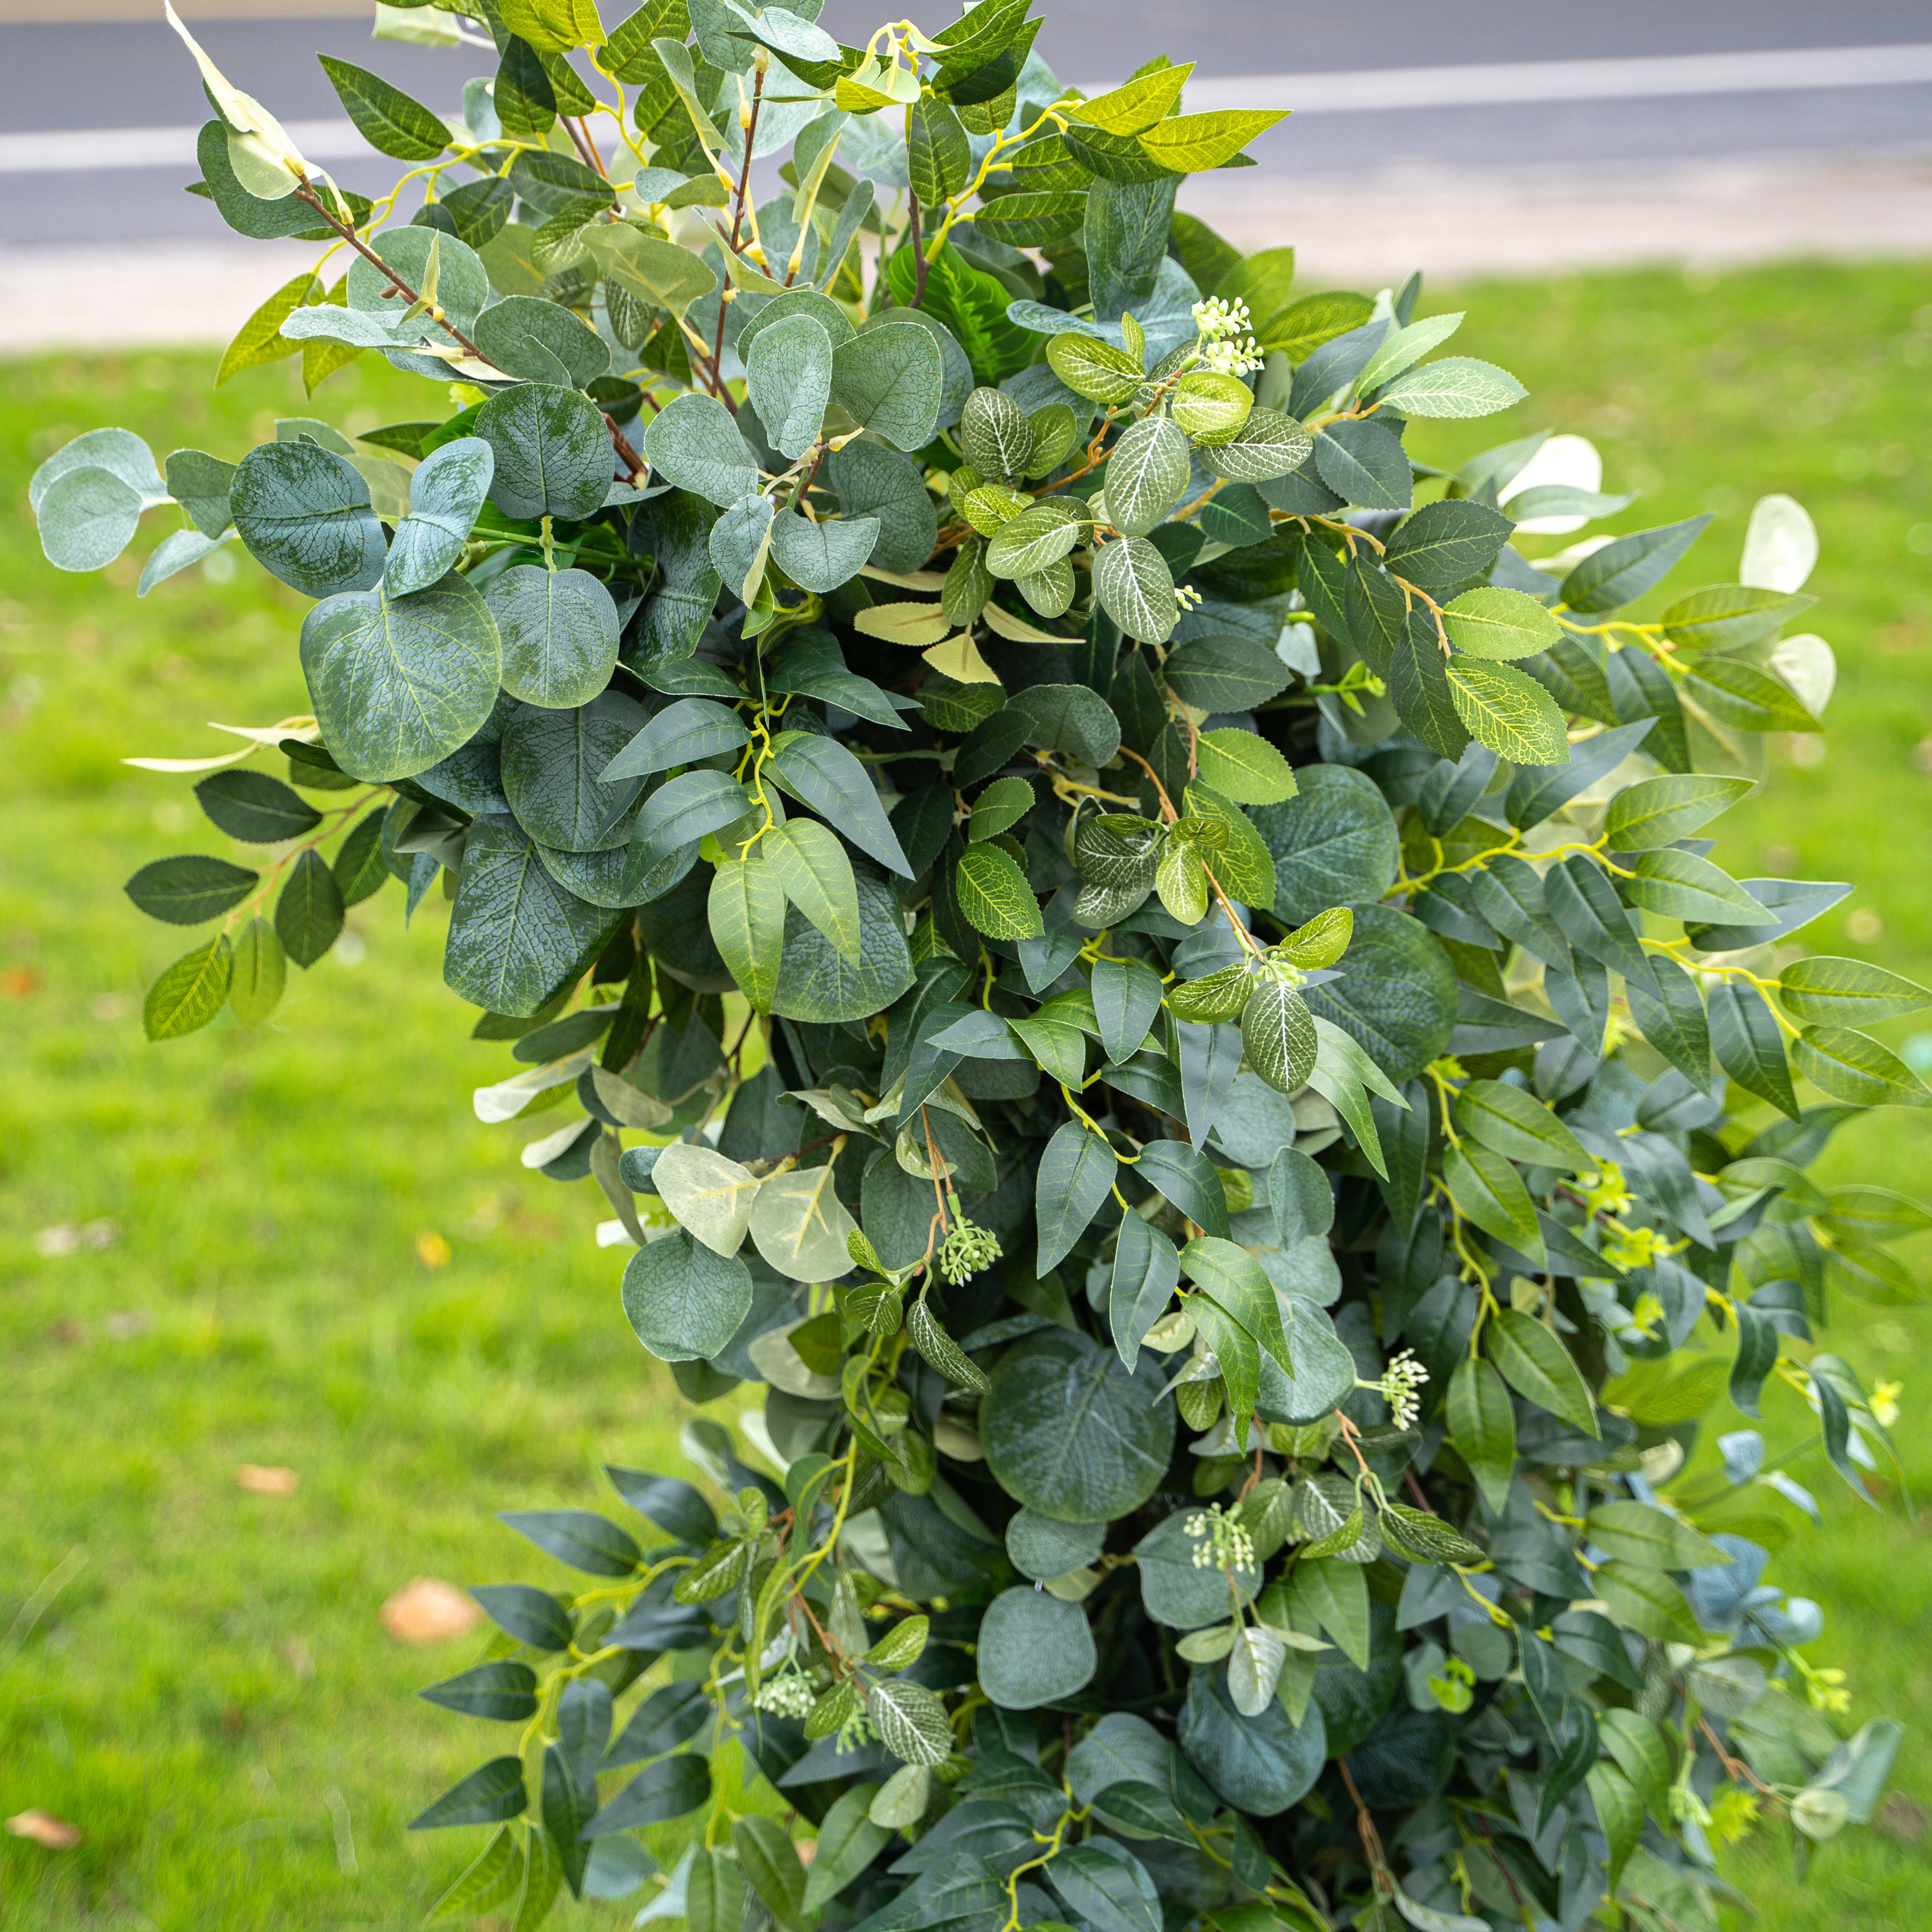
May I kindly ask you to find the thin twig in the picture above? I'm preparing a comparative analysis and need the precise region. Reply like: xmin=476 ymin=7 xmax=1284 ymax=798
xmin=604 ymin=413 xmax=648 ymax=487
xmin=907 ymin=191 xmax=929 ymax=309
xmin=1336 ymin=1758 xmax=1389 ymax=1883
xmin=707 ymin=65 xmax=767 ymax=396
xmin=290 ymin=185 xmax=487 ymax=363
xmin=564 ymin=114 xmax=610 ymax=182
xmin=1697 ymin=1715 xmax=1778 ymax=1800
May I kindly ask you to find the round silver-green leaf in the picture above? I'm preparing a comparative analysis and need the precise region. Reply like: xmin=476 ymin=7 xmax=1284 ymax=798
xmin=299 ymin=573 xmax=500 ymax=781
xmin=643 ymin=393 xmax=762 ymax=507
xmin=622 ymin=1228 xmax=755 ymax=1361
xmin=980 ymin=1327 xmax=1176 ymax=1525
xmin=829 ymin=323 xmax=943 ymax=452
xmin=488 ymin=564 xmax=621 ymax=709
xmin=36 ymin=464 xmax=146 ymax=573
xmin=477 ymin=383 xmax=613 ymax=523
xmin=976 ymin=1587 xmax=1097 ymax=1708
xmin=233 ymin=440 xmax=386 ymax=598
xmin=768 ymin=510 xmax=880 ymax=594
xmin=828 ymin=440 xmax=938 ymax=575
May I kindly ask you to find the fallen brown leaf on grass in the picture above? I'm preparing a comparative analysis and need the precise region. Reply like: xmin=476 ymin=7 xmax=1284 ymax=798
xmin=1879 ymin=1791 xmax=1929 ymax=1844
xmin=236 ymin=1465 xmax=299 ymax=1496
xmin=381 ymin=1577 xmax=483 ymax=1645
xmin=7 ymin=1810 xmax=81 ymax=1849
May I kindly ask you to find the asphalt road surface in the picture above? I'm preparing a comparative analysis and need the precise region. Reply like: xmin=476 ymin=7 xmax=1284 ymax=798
xmin=1 ymin=1 xmax=1929 ymax=246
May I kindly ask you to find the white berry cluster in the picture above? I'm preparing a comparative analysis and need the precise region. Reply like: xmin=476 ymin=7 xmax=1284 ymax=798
xmin=1377 ymin=1348 xmax=1430 ymax=1430
xmin=1184 ymin=1502 xmax=1257 ymax=1572
xmin=751 ymin=1673 xmax=815 ymax=1718
xmin=1191 ymin=296 xmax=1265 ymax=376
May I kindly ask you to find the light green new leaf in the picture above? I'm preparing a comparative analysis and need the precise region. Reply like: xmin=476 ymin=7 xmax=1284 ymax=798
xmin=955 ymin=844 xmax=1044 ymax=938
xmin=1778 ymin=956 xmax=1932 ymax=1027
xmin=1136 ymin=109 xmax=1284 ymax=173
xmin=1155 ymin=840 xmax=1208 ymax=925
xmin=216 ymin=271 xmax=319 ymax=385
xmin=1357 ymin=311 xmax=1464 ymax=394
xmin=1445 ymin=656 xmax=1570 ymax=764
xmin=748 ymin=1167 xmax=858 ymax=1283
xmin=1441 ymin=586 xmax=1562 ymax=659
xmin=1047 ymin=333 xmax=1144 ymax=405
xmin=1194 ymin=730 xmax=1297 ymax=805
xmin=1792 ymin=1026 xmax=1932 ymax=1108
xmin=144 ymin=933 xmax=234 ymax=1041
xmin=1183 ymin=782 xmax=1278 ymax=910
xmin=1070 ymin=64 xmax=1191 ymax=136
xmin=1375 ymin=357 xmax=1526 ymax=418
xmin=763 ymin=820 xmax=861 ymax=964
xmin=709 ymin=857 xmax=787 ymax=1012
xmin=651 ymin=1142 xmax=763 ymax=1257
xmin=1171 ymin=371 xmax=1253 ymax=443
xmin=499 ymin=0 xmax=604 ymax=51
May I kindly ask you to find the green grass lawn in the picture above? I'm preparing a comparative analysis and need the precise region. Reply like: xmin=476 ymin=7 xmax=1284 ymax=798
xmin=1 ymin=256 xmax=1929 ymax=1930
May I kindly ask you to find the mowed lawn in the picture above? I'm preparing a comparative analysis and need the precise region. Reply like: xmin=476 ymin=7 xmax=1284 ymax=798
xmin=0 ymin=256 xmax=1928 ymax=1930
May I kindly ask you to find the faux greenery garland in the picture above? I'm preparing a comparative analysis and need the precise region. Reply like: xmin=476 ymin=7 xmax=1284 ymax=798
xmin=33 ymin=2 xmax=1930 ymax=1927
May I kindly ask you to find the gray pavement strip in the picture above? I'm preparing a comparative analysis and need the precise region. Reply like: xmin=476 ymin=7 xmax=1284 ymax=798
xmin=5 ymin=44 xmax=1931 ymax=174
xmin=4 ymin=150 xmax=1928 ymax=357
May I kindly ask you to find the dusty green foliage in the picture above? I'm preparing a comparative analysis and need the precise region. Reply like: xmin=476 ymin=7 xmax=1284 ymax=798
xmin=28 ymin=5 xmax=1929 ymax=1929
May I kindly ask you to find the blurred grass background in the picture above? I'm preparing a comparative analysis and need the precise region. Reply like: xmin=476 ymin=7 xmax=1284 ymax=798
xmin=1 ymin=257 xmax=1929 ymax=1929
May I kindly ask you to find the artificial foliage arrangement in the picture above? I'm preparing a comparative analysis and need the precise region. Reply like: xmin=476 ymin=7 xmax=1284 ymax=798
xmin=31 ymin=1 xmax=1932 ymax=1927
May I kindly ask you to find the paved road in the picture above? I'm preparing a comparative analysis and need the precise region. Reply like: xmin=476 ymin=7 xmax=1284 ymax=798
xmin=1 ymin=1 xmax=1929 ymax=245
